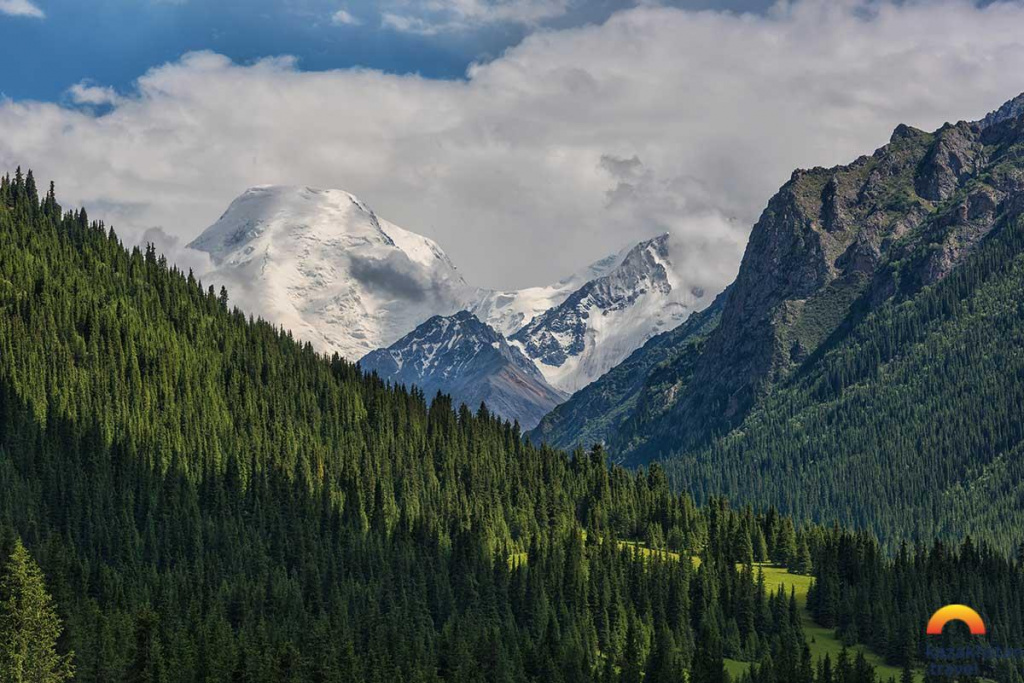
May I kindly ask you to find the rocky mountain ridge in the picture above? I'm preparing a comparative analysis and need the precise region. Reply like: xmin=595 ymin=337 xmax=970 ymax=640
xmin=360 ymin=311 xmax=566 ymax=428
xmin=536 ymin=92 xmax=1024 ymax=462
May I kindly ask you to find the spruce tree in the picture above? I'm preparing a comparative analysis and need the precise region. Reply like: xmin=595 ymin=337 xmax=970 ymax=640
xmin=819 ymin=654 xmax=834 ymax=683
xmin=753 ymin=527 xmax=768 ymax=564
xmin=739 ymin=528 xmax=754 ymax=567
xmin=0 ymin=539 xmax=75 ymax=683
xmin=126 ymin=609 xmax=164 ymax=683
xmin=795 ymin=536 xmax=813 ymax=575
xmin=645 ymin=625 xmax=681 ymax=683
xmin=691 ymin=623 xmax=725 ymax=683
xmin=24 ymin=170 xmax=38 ymax=209
xmin=777 ymin=520 xmax=797 ymax=569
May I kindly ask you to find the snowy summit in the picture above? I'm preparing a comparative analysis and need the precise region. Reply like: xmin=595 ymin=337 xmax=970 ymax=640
xmin=189 ymin=186 xmax=474 ymax=360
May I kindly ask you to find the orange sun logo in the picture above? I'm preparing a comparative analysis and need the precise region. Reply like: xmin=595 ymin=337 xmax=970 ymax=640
xmin=926 ymin=605 xmax=986 ymax=636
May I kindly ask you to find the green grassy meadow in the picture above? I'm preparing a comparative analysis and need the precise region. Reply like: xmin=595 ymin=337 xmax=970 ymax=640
xmin=510 ymin=542 xmax=921 ymax=681
xmin=723 ymin=564 xmax=920 ymax=683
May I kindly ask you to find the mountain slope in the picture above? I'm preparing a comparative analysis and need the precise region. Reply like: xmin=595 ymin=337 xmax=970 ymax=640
xmin=671 ymin=206 xmax=1024 ymax=548
xmin=360 ymin=311 xmax=566 ymax=428
xmin=189 ymin=185 xmax=474 ymax=360
xmin=536 ymin=93 xmax=1024 ymax=549
xmin=511 ymin=233 xmax=711 ymax=393
xmin=528 ymin=288 xmax=726 ymax=451
xmin=618 ymin=103 xmax=1019 ymax=460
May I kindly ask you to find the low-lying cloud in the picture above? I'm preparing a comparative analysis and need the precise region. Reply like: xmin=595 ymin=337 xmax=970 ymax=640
xmin=1 ymin=0 xmax=1023 ymax=293
xmin=349 ymin=252 xmax=450 ymax=303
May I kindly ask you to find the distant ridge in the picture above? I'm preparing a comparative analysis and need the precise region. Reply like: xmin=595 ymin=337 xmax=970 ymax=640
xmin=360 ymin=311 xmax=566 ymax=428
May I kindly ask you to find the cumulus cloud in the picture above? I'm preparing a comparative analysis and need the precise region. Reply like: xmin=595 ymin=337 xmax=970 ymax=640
xmin=1 ymin=1 xmax=1023 ymax=295
xmin=0 ymin=0 xmax=44 ymax=18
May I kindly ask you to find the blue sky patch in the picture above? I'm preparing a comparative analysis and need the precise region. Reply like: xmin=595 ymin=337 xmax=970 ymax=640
xmin=0 ymin=0 xmax=774 ymax=102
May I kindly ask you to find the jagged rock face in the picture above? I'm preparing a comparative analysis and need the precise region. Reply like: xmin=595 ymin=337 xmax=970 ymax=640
xmin=675 ymin=127 xmax=937 ymax=426
xmin=980 ymin=92 xmax=1024 ymax=129
xmin=537 ymin=91 xmax=1024 ymax=461
xmin=876 ymin=113 xmax=1024 ymax=295
xmin=360 ymin=311 xmax=566 ymax=429
xmin=914 ymin=123 xmax=987 ymax=202
xmin=510 ymin=234 xmax=707 ymax=394
xmin=470 ymin=252 xmax=623 ymax=338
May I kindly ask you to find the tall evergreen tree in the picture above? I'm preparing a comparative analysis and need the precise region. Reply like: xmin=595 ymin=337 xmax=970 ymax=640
xmin=126 ymin=609 xmax=164 ymax=683
xmin=646 ymin=625 xmax=682 ymax=683
xmin=691 ymin=623 xmax=726 ymax=683
xmin=0 ymin=539 xmax=74 ymax=683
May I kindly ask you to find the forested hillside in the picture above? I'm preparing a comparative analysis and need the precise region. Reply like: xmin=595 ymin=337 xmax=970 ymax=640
xmin=535 ymin=93 xmax=1024 ymax=552
xmin=0 ymin=169 xmax=924 ymax=682
xmin=667 ymin=200 xmax=1024 ymax=549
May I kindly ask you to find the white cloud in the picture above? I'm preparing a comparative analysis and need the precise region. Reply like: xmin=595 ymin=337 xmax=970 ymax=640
xmin=380 ymin=13 xmax=441 ymax=34
xmin=0 ymin=0 xmax=44 ymax=18
xmin=67 ymin=82 xmax=123 ymax=107
xmin=331 ymin=8 xmax=361 ymax=25
xmin=1 ymin=1 xmax=1023 ymax=296
xmin=382 ymin=0 xmax=570 ymax=33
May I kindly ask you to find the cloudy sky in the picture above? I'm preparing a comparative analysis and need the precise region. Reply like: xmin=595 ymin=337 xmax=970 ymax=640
xmin=2 ymin=0 xmax=1024 ymax=290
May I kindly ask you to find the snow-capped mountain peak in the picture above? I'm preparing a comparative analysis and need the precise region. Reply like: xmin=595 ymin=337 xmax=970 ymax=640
xmin=194 ymin=186 xmax=425 ymax=262
xmin=470 ymin=249 xmax=626 ymax=338
xmin=188 ymin=185 xmax=474 ymax=360
xmin=366 ymin=310 xmax=540 ymax=382
xmin=509 ymin=232 xmax=708 ymax=393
